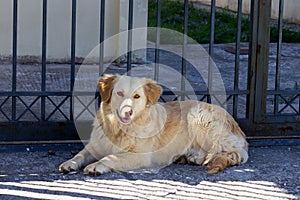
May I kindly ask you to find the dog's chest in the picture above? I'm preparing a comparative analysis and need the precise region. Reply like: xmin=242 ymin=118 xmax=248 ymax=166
xmin=108 ymin=132 xmax=153 ymax=153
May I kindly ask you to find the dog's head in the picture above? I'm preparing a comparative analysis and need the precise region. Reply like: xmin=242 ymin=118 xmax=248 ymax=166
xmin=98 ymin=74 xmax=162 ymax=125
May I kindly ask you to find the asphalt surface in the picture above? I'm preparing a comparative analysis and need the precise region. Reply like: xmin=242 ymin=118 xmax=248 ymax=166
xmin=0 ymin=145 xmax=299 ymax=199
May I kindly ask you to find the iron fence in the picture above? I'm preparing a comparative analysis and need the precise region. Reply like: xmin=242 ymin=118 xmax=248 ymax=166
xmin=0 ymin=0 xmax=299 ymax=146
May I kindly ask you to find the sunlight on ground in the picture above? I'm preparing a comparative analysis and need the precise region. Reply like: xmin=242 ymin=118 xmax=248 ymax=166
xmin=0 ymin=179 xmax=297 ymax=200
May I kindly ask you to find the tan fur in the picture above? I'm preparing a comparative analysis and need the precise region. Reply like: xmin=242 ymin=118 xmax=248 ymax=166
xmin=59 ymin=75 xmax=248 ymax=175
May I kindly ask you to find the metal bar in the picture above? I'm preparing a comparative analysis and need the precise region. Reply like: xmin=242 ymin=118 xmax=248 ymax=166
xmin=254 ymin=0 xmax=271 ymax=122
xmin=70 ymin=0 xmax=77 ymax=121
xmin=277 ymin=94 xmax=299 ymax=114
xmin=0 ymin=89 xmax=251 ymax=97
xmin=41 ymin=0 xmax=47 ymax=121
xmin=12 ymin=0 xmax=18 ymax=121
xmin=246 ymin=0 xmax=259 ymax=121
xmin=249 ymin=115 xmax=300 ymax=123
xmin=99 ymin=0 xmax=105 ymax=75
xmin=274 ymin=0 xmax=284 ymax=114
xmin=248 ymin=136 xmax=300 ymax=140
xmin=181 ymin=0 xmax=188 ymax=101
xmin=16 ymin=96 xmax=40 ymax=121
xmin=0 ymin=92 xmax=73 ymax=96
xmin=208 ymin=0 xmax=215 ymax=57
xmin=126 ymin=0 xmax=134 ymax=76
xmin=98 ymin=0 xmax=105 ymax=106
xmin=74 ymin=96 xmax=96 ymax=120
xmin=154 ymin=0 xmax=162 ymax=81
xmin=0 ymin=140 xmax=86 ymax=145
xmin=0 ymin=97 xmax=11 ymax=120
xmin=266 ymin=90 xmax=300 ymax=95
xmin=161 ymin=90 xmax=249 ymax=96
xmin=46 ymin=96 xmax=70 ymax=121
xmin=233 ymin=0 xmax=243 ymax=118
xmin=208 ymin=0 xmax=215 ymax=103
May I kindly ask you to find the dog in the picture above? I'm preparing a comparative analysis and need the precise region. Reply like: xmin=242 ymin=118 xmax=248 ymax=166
xmin=59 ymin=74 xmax=248 ymax=175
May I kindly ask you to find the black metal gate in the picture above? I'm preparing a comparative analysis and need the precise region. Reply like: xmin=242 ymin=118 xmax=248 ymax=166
xmin=243 ymin=0 xmax=300 ymax=145
xmin=0 ymin=0 xmax=299 ymax=146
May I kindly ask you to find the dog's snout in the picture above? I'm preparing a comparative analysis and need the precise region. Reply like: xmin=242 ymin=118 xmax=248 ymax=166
xmin=121 ymin=99 xmax=132 ymax=107
xmin=125 ymin=109 xmax=133 ymax=117
xmin=120 ymin=105 xmax=133 ymax=118
xmin=119 ymin=98 xmax=133 ymax=118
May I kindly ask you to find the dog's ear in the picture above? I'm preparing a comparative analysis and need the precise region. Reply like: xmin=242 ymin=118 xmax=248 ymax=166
xmin=143 ymin=80 xmax=162 ymax=105
xmin=98 ymin=74 xmax=118 ymax=104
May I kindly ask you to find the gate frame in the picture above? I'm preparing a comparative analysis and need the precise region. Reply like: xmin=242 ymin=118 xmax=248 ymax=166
xmin=241 ymin=0 xmax=300 ymax=144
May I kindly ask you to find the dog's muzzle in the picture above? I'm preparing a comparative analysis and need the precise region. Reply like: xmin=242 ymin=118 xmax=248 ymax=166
xmin=117 ymin=99 xmax=133 ymax=124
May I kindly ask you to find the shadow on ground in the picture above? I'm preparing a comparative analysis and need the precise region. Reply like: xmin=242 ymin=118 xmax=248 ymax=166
xmin=0 ymin=146 xmax=299 ymax=199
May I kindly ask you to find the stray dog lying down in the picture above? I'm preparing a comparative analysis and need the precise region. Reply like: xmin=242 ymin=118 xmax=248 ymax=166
xmin=59 ymin=75 xmax=248 ymax=175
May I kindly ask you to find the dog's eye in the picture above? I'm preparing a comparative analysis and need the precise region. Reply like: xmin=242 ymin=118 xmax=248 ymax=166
xmin=117 ymin=91 xmax=124 ymax=97
xmin=133 ymin=94 xmax=140 ymax=99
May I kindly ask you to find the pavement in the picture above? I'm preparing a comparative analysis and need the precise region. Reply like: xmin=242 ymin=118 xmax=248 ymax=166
xmin=0 ymin=145 xmax=299 ymax=199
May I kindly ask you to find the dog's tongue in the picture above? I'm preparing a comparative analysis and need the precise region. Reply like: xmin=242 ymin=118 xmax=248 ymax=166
xmin=120 ymin=107 xmax=131 ymax=124
xmin=121 ymin=117 xmax=131 ymax=124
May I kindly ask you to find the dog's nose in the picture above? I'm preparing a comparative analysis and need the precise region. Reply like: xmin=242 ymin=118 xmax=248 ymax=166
xmin=125 ymin=109 xmax=133 ymax=117
xmin=120 ymin=106 xmax=133 ymax=118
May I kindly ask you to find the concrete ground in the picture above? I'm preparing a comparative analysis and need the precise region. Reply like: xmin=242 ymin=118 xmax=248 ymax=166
xmin=0 ymin=145 xmax=299 ymax=199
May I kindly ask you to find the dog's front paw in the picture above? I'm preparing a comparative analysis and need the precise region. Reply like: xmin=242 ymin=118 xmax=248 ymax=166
xmin=84 ymin=162 xmax=111 ymax=176
xmin=59 ymin=160 xmax=80 ymax=174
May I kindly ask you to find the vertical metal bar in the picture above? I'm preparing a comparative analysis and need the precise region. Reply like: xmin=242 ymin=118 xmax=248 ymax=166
xmin=233 ymin=0 xmax=243 ymax=118
xmin=154 ymin=0 xmax=161 ymax=81
xmin=299 ymin=95 xmax=300 ymax=114
xmin=274 ymin=0 xmax=284 ymax=114
xmin=246 ymin=0 xmax=258 ymax=121
xmin=12 ymin=0 xmax=18 ymax=121
xmin=41 ymin=0 xmax=47 ymax=121
xmin=254 ymin=0 xmax=271 ymax=122
xmin=180 ymin=0 xmax=188 ymax=101
xmin=208 ymin=0 xmax=215 ymax=103
xmin=99 ymin=0 xmax=105 ymax=75
xmin=70 ymin=0 xmax=77 ymax=120
xmin=127 ymin=0 xmax=134 ymax=76
xmin=98 ymin=0 xmax=105 ymax=107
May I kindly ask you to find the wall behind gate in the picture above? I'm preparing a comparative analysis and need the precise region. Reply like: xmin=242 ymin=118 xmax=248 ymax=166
xmin=0 ymin=0 xmax=148 ymax=62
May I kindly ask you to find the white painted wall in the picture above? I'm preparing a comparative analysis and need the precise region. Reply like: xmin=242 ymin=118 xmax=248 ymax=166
xmin=194 ymin=0 xmax=300 ymax=24
xmin=0 ymin=0 xmax=148 ymax=61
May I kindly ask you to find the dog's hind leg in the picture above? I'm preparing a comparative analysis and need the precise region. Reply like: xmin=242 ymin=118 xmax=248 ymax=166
xmin=206 ymin=152 xmax=242 ymax=174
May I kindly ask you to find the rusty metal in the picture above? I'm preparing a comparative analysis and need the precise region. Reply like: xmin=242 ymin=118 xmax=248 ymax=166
xmin=244 ymin=0 xmax=300 ymax=140
xmin=253 ymin=0 xmax=272 ymax=123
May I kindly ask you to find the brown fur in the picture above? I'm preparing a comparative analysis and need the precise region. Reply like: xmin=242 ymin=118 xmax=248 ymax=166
xmin=59 ymin=75 xmax=248 ymax=175
xmin=143 ymin=80 xmax=163 ymax=105
xmin=98 ymin=74 xmax=119 ymax=104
